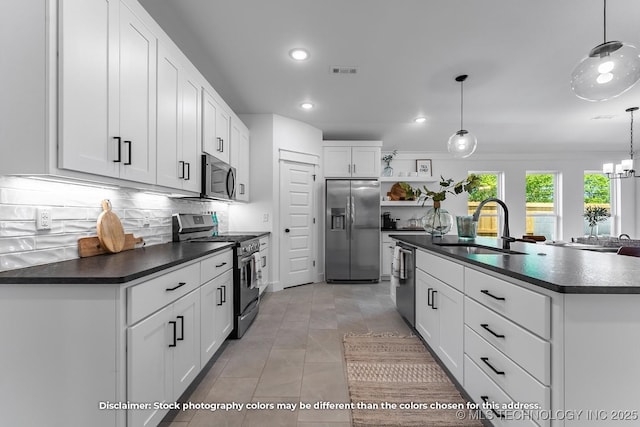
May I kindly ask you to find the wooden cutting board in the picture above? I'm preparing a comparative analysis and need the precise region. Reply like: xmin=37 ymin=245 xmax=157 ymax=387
xmin=96 ymin=199 xmax=125 ymax=253
xmin=78 ymin=234 xmax=144 ymax=258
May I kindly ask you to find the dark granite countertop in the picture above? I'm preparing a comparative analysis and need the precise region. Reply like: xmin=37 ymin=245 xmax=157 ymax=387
xmin=391 ymin=235 xmax=640 ymax=294
xmin=0 ymin=242 xmax=234 ymax=285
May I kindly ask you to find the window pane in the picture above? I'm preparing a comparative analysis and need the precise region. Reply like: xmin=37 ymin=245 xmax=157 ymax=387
xmin=525 ymin=173 xmax=556 ymax=240
xmin=583 ymin=173 xmax=611 ymax=237
xmin=468 ymin=173 xmax=499 ymax=237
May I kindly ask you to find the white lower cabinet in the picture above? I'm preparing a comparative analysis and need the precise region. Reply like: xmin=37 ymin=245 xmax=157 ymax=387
xmin=200 ymin=269 xmax=233 ymax=365
xmin=415 ymin=266 xmax=463 ymax=381
xmin=258 ymin=236 xmax=270 ymax=294
xmin=126 ymin=249 xmax=233 ymax=427
xmin=127 ymin=289 xmax=200 ymax=427
xmin=381 ymin=233 xmax=395 ymax=279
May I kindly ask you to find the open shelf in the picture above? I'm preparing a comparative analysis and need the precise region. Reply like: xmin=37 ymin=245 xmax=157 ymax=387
xmin=381 ymin=200 xmax=432 ymax=207
xmin=380 ymin=176 xmax=436 ymax=183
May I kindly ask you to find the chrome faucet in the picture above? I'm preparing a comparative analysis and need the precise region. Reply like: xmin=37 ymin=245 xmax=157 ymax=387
xmin=472 ymin=197 xmax=512 ymax=250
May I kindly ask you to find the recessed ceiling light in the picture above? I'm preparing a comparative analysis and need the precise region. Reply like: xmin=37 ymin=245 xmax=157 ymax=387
xmin=414 ymin=117 xmax=427 ymax=123
xmin=289 ymin=48 xmax=309 ymax=61
xmin=301 ymin=102 xmax=314 ymax=110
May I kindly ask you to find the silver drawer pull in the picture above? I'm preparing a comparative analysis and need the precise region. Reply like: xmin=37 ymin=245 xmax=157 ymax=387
xmin=480 ymin=289 xmax=505 ymax=301
xmin=480 ymin=357 xmax=505 ymax=375
xmin=480 ymin=323 xmax=505 ymax=338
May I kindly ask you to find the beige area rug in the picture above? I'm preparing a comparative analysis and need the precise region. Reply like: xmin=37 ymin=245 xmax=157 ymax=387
xmin=343 ymin=333 xmax=482 ymax=426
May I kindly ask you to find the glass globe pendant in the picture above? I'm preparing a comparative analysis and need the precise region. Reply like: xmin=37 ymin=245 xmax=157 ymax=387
xmin=571 ymin=1 xmax=640 ymax=101
xmin=447 ymin=74 xmax=477 ymax=158
xmin=447 ymin=129 xmax=477 ymax=158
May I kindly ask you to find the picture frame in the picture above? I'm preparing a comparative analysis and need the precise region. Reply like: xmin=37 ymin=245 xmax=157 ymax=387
xmin=415 ymin=159 xmax=432 ymax=176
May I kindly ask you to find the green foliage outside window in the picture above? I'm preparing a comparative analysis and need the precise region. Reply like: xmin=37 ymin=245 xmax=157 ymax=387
xmin=468 ymin=174 xmax=497 ymax=201
xmin=526 ymin=174 xmax=554 ymax=203
xmin=584 ymin=174 xmax=610 ymax=204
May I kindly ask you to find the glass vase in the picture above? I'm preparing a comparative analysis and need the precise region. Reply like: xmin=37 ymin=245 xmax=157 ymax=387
xmin=422 ymin=203 xmax=453 ymax=236
xmin=382 ymin=163 xmax=393 ymax=177
xmin=588 ymin=224 xmax=598 ymax=238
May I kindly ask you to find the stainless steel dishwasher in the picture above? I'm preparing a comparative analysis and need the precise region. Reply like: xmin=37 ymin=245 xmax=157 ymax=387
xmin=394 ymin=242 xmax=416 ymax=327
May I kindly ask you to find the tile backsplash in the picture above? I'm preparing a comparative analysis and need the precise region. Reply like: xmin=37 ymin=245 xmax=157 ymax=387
xmin=0 ymin=176 xmax=229 ymax=272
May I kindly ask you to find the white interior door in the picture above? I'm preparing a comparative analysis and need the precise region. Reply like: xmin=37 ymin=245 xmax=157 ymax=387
xmin=280 ymin=161 xmax=315 ymax=288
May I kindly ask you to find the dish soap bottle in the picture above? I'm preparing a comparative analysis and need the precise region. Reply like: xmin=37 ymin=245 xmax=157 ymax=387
xmin=211 ymin=211 xmax=219 ymax=236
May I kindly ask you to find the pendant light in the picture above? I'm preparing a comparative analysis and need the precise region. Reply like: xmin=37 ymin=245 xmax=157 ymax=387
xmin=571 ymin=0 xmax=640 ymax=101
xmin=603 ymin=106 xmax=639 ymax=179
xmin=447 ymin=74 xmax=477 ymax=158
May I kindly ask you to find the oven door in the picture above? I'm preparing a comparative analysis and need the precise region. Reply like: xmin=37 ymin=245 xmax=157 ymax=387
xmin=201 ymin=154 xmax=236 ymax=200
xmin=238 ymin=252 xmax=259 ymax=314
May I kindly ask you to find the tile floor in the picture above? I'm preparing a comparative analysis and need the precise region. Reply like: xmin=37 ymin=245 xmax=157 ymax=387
xmin=159 ymin=281 xmax=412 ymax=427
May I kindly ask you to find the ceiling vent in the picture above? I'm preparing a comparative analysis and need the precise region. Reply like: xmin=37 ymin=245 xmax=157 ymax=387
xmin=330 ymin=66 xmax=358 ymax=75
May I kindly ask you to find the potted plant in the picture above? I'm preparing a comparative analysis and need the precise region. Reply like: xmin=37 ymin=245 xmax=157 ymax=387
xmin=583 ymin=205 xmax=610 ymax=237
xmin=417 ymin=174 xmax=481 ymax=236
xmin=381 ymin=150 xmax=397 ymax=177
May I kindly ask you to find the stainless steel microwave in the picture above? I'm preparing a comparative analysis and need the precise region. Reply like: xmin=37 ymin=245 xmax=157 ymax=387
xmin=201 ymin=154 xmax=236 ymax=200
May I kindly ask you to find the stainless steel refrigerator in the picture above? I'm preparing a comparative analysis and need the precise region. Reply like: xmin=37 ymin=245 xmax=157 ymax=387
xmin=325 ymin=179 xmax=380 ymax=283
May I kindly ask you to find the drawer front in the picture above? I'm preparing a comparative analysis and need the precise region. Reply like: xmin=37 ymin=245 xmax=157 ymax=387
xmin=465 ymin=326 xmax=550 ymax=417
xmin=201 ymin=250 xmax=233 ymax=283
xmin=128 ymin=262 xmax=200 ymax=325
xmin=464 ymin=355 xmax=541 ymax=427
xmin=465 ymin=297 xmax=550 ymax=385
xmin=416 ymin=250 xmax=464 ymax=292
xmin=466 ymin=268 xmax=550 ymax=339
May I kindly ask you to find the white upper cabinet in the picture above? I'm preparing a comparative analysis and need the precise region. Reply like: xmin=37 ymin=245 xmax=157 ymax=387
xmin=156 ymin=42 xmax=201 ymax=193
xmin=202 ymin=89 xmax=230 ymax=164
xmin=323 ymin=143 xmax=381 ymax=178
xmin=230 ymin=118 xmax=250 ymax=201
xmin=59 ymin=0 xmax=157 ymax=184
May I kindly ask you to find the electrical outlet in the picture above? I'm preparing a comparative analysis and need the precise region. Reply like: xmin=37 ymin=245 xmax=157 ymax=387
xmin=143 ymin=211 xmax=151 ymax=227
xmin=263 ymin=213 xmax=269 ymax=222
xmin=36 ymin=208 xmax=51 ymax=230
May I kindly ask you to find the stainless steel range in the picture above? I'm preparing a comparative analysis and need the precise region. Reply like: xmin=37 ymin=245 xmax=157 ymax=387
xmin=173 ymin=214 xmax=260 ymax=338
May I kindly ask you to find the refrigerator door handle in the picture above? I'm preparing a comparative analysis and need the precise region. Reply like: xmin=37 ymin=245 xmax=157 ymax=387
xmin=350 ymin=196 xmax=355 ymax=240
xmin=345 ymin=197 xmax=351 ymax=241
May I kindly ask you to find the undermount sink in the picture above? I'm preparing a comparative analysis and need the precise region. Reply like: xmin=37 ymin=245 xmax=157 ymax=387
xmin=434 ymin=242 xmax=527 ymax=255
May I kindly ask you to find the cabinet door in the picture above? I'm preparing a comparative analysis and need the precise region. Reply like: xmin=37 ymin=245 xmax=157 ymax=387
xmin=323 ymin=146 xmax=352 ymax=177
xmin=156 ymin=45 xmax=182 ymax=189
xmin=200 ymin=278 xmax=220 ymax=365
xmin=171 ymin=289 xmax=200 ymax=400
xmin=230 ymin=119 xmax=249 ymax=201
xmin=127 ymin=304 xmax=172 ymax=427
xmin=381 ymin=235 xmax=394 ymax=277
xmin=58 ymin=0 xmax=118 ymax=178
xmin=237 ymin=124 xmax=250 ymax=201
xmin=202 ymin=90 xmax=230 ymax=163
xmin=116 ymin=2 xmax=156 ymax=184
xmin=215 ymin=106 xmax=231 ymax=164
xmin=351 ymin=146 xmax=381 ymax=177
xmin=216 ymin=269 xmax=234 ymax=340
xmin=180 ymin=73 xmax=201 ymax=193
xmin=259 ymin=237 xmax=269 ymax=290
xmin=415 ymin=269 xmax=438 ymax=347
xmin=433 ymin=280 xmax=463 ymax=381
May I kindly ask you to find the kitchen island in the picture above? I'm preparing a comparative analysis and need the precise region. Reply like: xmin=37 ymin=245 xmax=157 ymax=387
xmin=0 ymin=241 xmax=234 ymax=427
xmin=392 ymin=234 xmax=640 ymax=426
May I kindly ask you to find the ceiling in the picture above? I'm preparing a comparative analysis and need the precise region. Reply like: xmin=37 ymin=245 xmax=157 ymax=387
xmin=138 ymin=0 xmax=640 ymax=154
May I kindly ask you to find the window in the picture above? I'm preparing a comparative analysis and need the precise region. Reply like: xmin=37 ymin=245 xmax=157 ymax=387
xmin=468 ymin=172 xmax=501 ymax=237
xmin=525 ymin=172 xmax=558 ymax=240
xmin=583 ymin=172 xmax=612 ymax=236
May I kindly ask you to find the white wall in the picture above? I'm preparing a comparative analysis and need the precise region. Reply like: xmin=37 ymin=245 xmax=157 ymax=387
xmin=233 ymin=114 xmax=323 ymax=291
xmin=383 ymin=151 xmax=638 ymax=240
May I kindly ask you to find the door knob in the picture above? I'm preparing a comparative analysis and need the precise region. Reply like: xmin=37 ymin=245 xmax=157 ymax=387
xmin=284 ymin=228 xmax=290 ymax=233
